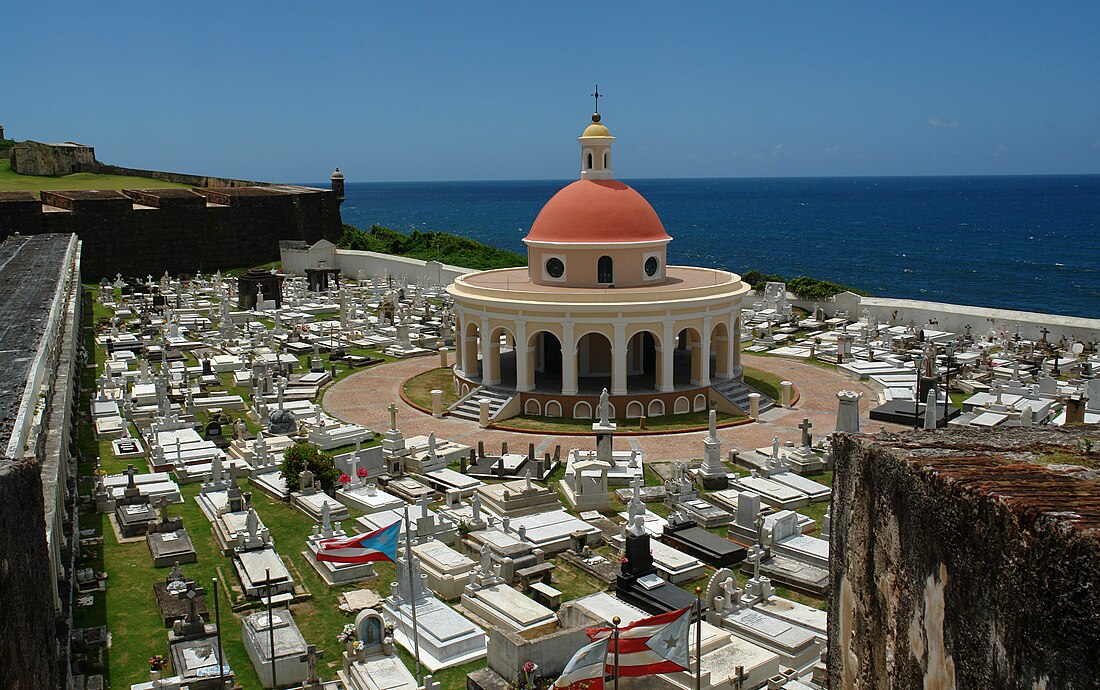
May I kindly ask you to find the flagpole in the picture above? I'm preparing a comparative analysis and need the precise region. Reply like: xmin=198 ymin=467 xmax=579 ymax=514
xmin=695 ymin=587 xmax=703 ymax=690
xmin=212 ymin=577 xmax=224 ymax=689
xmin=612 ymin=616 xmax=621 ymax=690
xmin=403 ymin=505 xmax=422 ymax=683
xmin=267 ymin=568 xmax=277 ymax=690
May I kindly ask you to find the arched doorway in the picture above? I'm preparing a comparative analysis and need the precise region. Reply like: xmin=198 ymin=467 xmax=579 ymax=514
xmin=490 ymin=326 xmax=516 ymax=388
xmin=711 ymin=321 xmax=731 ymax=380
xmin=626 ymin=330 xmax=661 ymax=391
xmin=462 ymin=320 xmax=481 ymax=379
xmin=577 ymin=331 xmax=613 ymax=394
xmin=529 ymin=331 xmax=563 ymax=393
xmin=673 ymin=327 xmax=702 ymax=388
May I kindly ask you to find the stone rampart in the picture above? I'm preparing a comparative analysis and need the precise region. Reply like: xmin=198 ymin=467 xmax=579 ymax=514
xmin=828 ymin=427 xmax=1100 ymax=689
xmin=0 ymin=186 xmax=342 ymax=277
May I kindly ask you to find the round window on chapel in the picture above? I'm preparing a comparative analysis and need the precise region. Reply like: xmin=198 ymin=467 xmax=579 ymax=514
xmin=546 ymin=257 xmax=565 ymax=278
xmin=644 ymin=256 xmax=659 ymax=277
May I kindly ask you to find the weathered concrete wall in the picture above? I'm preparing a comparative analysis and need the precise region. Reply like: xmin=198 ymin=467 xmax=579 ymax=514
xmin=10 ymin=140 xmax=97 ymax=176
xmin=0 ymin=456 xmax=61 ymax=690
xmin=828 ymin=427 xmax=1100 ymax=690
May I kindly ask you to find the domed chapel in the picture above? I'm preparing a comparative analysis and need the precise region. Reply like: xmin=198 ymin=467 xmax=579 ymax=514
xmin=447 ymin=107 xmax=754 ymax=420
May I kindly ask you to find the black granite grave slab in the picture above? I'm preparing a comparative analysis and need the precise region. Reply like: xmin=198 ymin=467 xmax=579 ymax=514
xmin=615 ymin=530 xmax=704 ymax=616
xmin=869 ymin=399 xmax=960 ymax=426
xmin=661 ymin=521 xmax=746 ymax=568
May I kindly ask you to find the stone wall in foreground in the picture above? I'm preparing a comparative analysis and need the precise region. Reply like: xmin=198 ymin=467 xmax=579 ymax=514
xmin=0 ymin=456 xmax=60 ymax=690
xmin=828 ymin=426 xmax=1100 ymax=690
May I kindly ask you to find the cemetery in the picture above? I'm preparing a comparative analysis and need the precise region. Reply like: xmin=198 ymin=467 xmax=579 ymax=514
xmin=42 ymin=115 xmax=1100 ymax=690
xmin=66 ymin=262 xmax=864 ymax=690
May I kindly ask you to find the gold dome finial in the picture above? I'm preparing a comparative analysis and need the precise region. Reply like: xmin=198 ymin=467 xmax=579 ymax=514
xmin=591 ymin=84 xmax=602 ymax=115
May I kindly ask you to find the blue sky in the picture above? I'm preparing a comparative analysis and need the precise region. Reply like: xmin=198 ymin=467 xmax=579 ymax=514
xmin=5 ymin=2 xmax=1100 ymax=182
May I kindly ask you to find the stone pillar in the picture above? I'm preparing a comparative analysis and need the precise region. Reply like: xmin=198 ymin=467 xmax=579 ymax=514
xmin=453 ymin=315 xmax=465 ymax=377
xmin=698 ymin=317 xmax=713 ymax=386
xmin=748 ymin=392 xmax=761 ymax=419
xmin=431 ymin=390 xmax=443 ymax=418
xmin=480 ymin=317 xmax=499 ymax=385
xmin=612 ymin=323 xmax=628 ymax=396
xmin=660 ymin=322 xmax=676 ymax=392
xmin=732 ymin=313 xmax=743 ymax=374
xmin=923 ymin=387 xmax=938 ymax=429
xmin=835 ymin=390 xmax=862 ymax=433
xmin=689 ymin=333 xmax=704 ymax=385
xmin=479 ymin=398 xmax=491 ymax=428
xmin=714 ymin=331 xmax=731 ymax=379
xmin=562 ymin=321 xmax=577 ymax=396
xmin=515 ymin=320 xmax=531 ymax=391
xmin=438 ymin=347 xmax=448 ymax=369
xmin=781 ymin=380 xmax=793 ymax=407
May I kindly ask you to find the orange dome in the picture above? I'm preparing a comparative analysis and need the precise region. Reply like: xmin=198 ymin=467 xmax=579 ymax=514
xmin=524 ymin=180 xmax=671 ymax=244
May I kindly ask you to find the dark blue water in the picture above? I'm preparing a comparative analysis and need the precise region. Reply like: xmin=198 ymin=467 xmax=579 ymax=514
xmin=314 ymin=176 xmax=1100 ymax=318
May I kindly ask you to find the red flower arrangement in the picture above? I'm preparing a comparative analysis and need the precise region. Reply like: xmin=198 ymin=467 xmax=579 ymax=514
xmin=357 ymin=467 xmax=368 ymax=479
xmin=338 ymin=473 xmax=351 ymax=484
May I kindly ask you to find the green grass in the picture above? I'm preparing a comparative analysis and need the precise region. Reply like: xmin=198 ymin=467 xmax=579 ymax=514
xmin=0 ymin=157 xmax=190 ymax=195
xmin=401 ymin=366 xmax=458 ymax=410
xmin=742 ymin=365 xmax=784 ymax=402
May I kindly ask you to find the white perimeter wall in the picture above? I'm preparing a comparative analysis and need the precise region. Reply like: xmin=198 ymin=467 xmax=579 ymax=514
xmin=281 ymin=241 xmax=475 ymax=286
xmin=283 ymin=240 xmax=1098 ymax=344
xmin=790 ymin=291 xmax=1100 ymax=344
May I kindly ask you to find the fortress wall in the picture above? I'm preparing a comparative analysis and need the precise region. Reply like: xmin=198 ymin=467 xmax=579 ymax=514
xmin=84 ymin=163 xmax=264 ymax=188
xmin=828 ymin=427 xmax=1100 ymax=690
xmin=0 ymin=188 xmax=342 ymax=277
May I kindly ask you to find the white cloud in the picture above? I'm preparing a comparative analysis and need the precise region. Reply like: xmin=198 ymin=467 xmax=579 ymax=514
xmin=924 ymin=116 xmax=959 ymax=129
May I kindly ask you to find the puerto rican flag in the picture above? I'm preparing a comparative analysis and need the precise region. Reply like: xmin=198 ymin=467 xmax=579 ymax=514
xmin=587 ymin=607 xmax=692 ymax=677
xmin=316 ymin=520 xmax=400 ymax=564
xmin=553 ymin=637 xmax=608 ymax=690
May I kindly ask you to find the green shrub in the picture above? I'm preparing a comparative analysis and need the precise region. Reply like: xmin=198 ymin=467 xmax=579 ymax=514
xmin=338 ymin=224 xmax=526 ymax=271
xmin=787 ymin=275 xmax=869 ymax=299
xmin=280 ymin=442 xmax=340 ymax=492
xmin=741 ymin=270 xmax=788 ymax=292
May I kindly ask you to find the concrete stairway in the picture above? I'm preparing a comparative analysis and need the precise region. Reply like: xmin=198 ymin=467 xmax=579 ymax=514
xmin=711 ymin=377 xmax=775 ymax=416
xmin=448 ymin=385 xmax=515 ymax=421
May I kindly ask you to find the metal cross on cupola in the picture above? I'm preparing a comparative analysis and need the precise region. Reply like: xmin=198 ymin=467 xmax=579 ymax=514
xmin=591 ymin=84 xmax=603 ymax=114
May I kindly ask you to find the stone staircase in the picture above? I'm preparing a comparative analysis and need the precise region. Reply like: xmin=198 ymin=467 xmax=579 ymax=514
xmin=447 ymin=385 xmax=515 ymax=421
xmin=711 ymin=377 xmax=775 ymax=416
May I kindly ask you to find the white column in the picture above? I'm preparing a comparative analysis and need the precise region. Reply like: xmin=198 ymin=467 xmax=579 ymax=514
xmin=696 ymin=316 xmax=712 ymax=386
xmin=660 ymin=321 xmax=675 ymax=392
xmin=515 ymin=320 xmax=532 ymax=391
xmin=562 ymin=321 xmax=577 ymax=395
xmin=453 ymin=313 xmax=465 ymax=377
xmin=732 ymin=312 xmax=743 ymax=375
xmin=612 ymin=323 xmax=628 ymax=395
xmin=480 ymin=316 xmax=499 ymax=385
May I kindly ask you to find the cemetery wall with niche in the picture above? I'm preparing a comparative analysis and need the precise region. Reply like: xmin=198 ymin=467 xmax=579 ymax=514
xmin=827 ymin=426 xmax=1100 ymax=690
xmin=0 ymin=185 xmax=343 ymax=277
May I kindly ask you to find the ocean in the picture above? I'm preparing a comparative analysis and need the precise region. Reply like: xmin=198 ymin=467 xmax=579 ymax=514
xmin=315 ymin=175 xmax=1100 ymax=319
